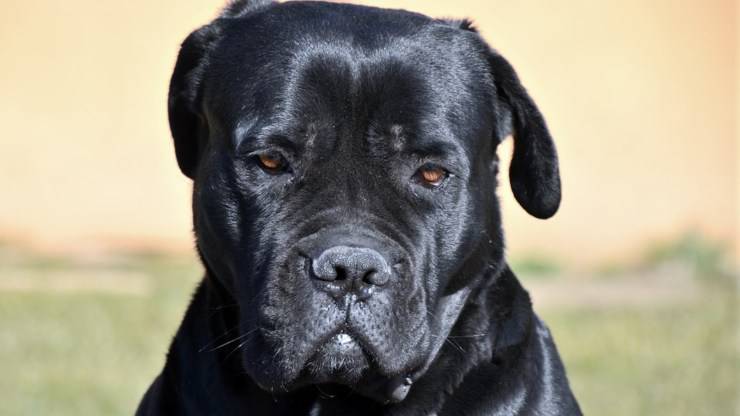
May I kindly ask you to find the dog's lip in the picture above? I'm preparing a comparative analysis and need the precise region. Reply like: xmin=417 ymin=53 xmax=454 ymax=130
xmin=325 ymin=330 xmax=366 ymax=353
xmin=333 ymin=332 xmax=354 ymax=345
xmin=313 ymin=328 xmax=370 ymax=361
xmin=301 ymin=328 xmax=371 ymax=380
xmin=320 ymin=328 xmax=361 ymax=349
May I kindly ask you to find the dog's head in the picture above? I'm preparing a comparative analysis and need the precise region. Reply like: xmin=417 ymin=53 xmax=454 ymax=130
xmin=168 ymin=0 xmax=559 ymax=402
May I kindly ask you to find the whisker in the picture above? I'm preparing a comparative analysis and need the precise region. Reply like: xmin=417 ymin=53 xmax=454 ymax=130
xmin=448 ymin=334 xmax=487 ymax=339
xmin=221 ymin=325 xmax=268 ymax=363
xmin=223 ymin=335 xmax=256 ymax=361
xmin=445 ymin=338 xmax=466 ymax=354
xmin=200 ymin=327 xmax=259 ymax=353
xmin=208 ymin=302 xmax=239 ymax=311
xmin=197 ymin=324 xmax=240 ymax=351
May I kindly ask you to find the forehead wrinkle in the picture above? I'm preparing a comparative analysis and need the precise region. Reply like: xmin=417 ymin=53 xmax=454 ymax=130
xmin=272 ymin=39 xmax=433 ymax=153
xmin=241 ymin=29 xmax=475 ymax=157
xmin=232 ymin=116 xmax=310 ymax=152
xmin=277 ymin=29 xmax=440 ymax=116
xmin=407 ymin=137 xmax=463 ymax=161
xmin=277 ymin=39 xmax=361 ymax=119
xmin=389 ymin=124 xmax=405 ymax=152
xmin=232 ymin=117 xmax=258 ymax=149
xmin=406 ymin=121 xmax=468 ymax=168
xmin=239 ymin=40 xmax=357 ymax=150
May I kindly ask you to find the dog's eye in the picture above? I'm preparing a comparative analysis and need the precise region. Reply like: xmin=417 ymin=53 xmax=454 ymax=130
xmin=415 ymin=164 xmax=449 ymax=187
xmin=256 ymin=153 xmax=287 ymax=173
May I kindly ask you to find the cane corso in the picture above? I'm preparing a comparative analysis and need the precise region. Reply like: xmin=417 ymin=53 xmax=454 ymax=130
xmin=136 ymin=1 xmax=581 ymax=414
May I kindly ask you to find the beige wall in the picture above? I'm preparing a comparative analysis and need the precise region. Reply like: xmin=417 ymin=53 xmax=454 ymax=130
xmin=0 ymin=0 xmax=736 ymax=265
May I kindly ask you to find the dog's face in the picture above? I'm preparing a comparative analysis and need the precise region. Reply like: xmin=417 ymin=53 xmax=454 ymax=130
xmin=168 ymin=0 xmax=560 ymax=402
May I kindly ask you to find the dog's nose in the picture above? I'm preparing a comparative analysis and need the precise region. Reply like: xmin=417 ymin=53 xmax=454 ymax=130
xmin=311 ymin=246 xmax=391 ymax=299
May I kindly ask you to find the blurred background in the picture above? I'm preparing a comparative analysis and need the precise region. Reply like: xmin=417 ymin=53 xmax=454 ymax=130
xmin=0 ymin=0 xmax=736 ymax=414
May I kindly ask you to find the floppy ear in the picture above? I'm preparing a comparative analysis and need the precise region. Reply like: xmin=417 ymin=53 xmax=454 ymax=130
xmin=488 ymin=51 xmax=561 ymax=219
xmin=168 ymin=24 xmax=221 ymax=179
xmin=168 ymin=0 xmax=273 ymax=179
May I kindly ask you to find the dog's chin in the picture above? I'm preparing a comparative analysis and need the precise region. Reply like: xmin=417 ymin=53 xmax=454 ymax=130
xmin=243 ymin=331 xmax=373 ymax=393
xmin=303 ymin=332 xmax=371 ymax=385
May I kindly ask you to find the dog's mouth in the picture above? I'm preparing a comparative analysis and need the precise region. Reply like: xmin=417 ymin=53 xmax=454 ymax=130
xmin=302 ymin=329 xmax=372 ymax=385
xmin=244 ymin=236 xmax=429 ymax=399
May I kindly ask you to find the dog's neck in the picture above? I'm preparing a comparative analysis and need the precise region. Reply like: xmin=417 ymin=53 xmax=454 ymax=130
xmin=160 ymin=263 xmax=534 ymax=415
xmin=383 ymin=264 xmax=534 ymax=415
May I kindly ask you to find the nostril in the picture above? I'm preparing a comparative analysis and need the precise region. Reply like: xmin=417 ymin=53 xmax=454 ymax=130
xmin=363 ymin=269 xmax=390 ymax=286
xmin=361 ymin=269 xmax=376 ymax=285
xmin=334 ymin=265 xmax=348 ymax=281
xmin=310 ymin=246 xmax=393 ymax=293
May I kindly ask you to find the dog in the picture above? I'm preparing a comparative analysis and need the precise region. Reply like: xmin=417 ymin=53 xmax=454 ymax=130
xmin=136 ymin=1 xmax=581 ymax=414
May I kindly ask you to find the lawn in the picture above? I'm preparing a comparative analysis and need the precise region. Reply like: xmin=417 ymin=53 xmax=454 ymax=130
xmin=542 ymin=291 xmax=736 ymax=415
xmin=0 ymin=248 xmax=736 ymax=415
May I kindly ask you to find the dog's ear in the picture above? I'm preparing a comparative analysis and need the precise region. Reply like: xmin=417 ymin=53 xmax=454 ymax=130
xmin=169 ymin=0 xmax=273 ymax=179
xmin=443 ymin=19 xmax=560 ymax=218
xmin=168 ymin=24 xmax=221 ymax=179
xmin=488 ymin=51 xmax=561 ymax=219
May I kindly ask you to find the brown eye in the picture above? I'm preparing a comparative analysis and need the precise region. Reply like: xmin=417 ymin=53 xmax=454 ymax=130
xmin=257 ymin=153 xmax=284 ymax=171
xmin=417 ymin=165 xmax=448 ymax=187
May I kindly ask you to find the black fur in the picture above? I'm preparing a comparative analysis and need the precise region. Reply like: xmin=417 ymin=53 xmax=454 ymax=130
xmin=138 ymin=1 xmax=580 ymax=415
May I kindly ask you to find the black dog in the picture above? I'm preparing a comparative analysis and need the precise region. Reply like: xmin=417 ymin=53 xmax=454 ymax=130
xmin=137 ymin=1 xmax=581 ymax=414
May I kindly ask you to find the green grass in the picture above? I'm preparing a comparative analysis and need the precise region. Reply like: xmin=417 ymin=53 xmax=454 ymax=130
xmin=0 ymin=251 xmax=736 ymax=415
xmin=541 ymin=291 xmax=737 ymax=415
xmin=0 ymin=254 xmax=202 ymax=415
xmin=639 ymin=231 xmax=734 ymax=286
